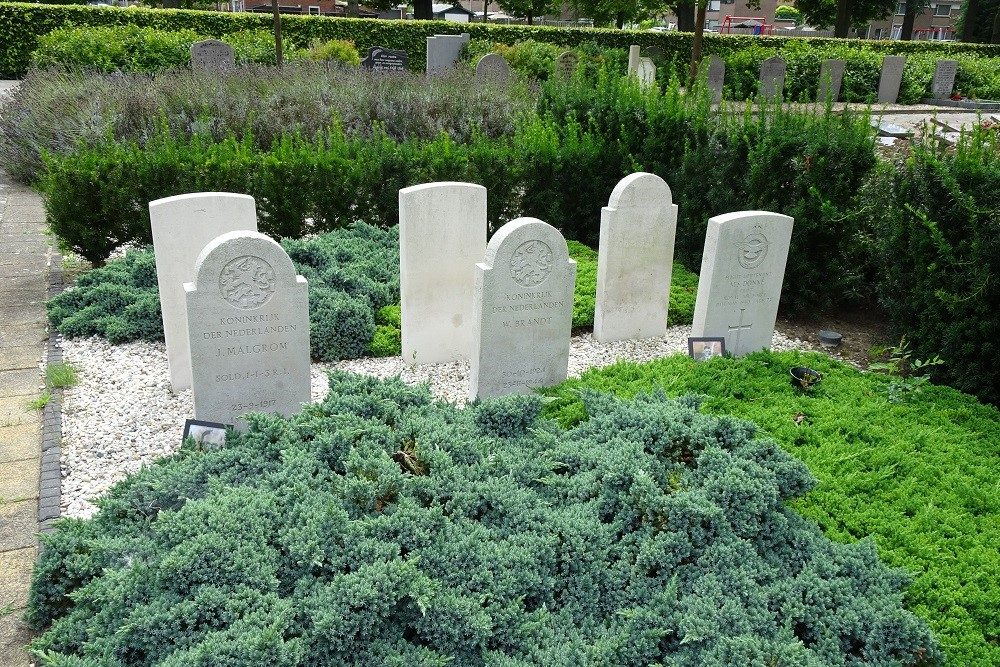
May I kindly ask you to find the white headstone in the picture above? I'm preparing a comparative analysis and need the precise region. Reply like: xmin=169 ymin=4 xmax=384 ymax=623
xmin=184 ymin=231 xmax=310 ymax=430
xmin=426 ymin=33 xmax=469 ymax=75
xmin=637 ymin=57 xmax=656 ymax=88
xmin=706 ymin=55 xmax=725 ymax=104
xmin=190 ymin=39 xmax=235 ymax=71
xmin=627 ymin=44 xmax=640 ymax=76
xmin=399 ymin=182 xmax=487 ymax=365
xmin=150 ymin=193 xmax=258 ymax=392
xmin=931 ymin=59 xmax=958 ymax=99
xmin=877 ymin=55 xmax=906 ymax=103
xmin=759 ymin=56 xmax=786 ymax=100
xmin=469 ymin=218 xmax=575 ymax=401
xmin=691 ymin=211 xmax=794 ymax=357
xmin=475 ymin=53 xmax=512 ymax=84
xmin=594 ymin=173 xmax=677 ymax=342
xmin=818 ymin=58 xmax=845 ymax=102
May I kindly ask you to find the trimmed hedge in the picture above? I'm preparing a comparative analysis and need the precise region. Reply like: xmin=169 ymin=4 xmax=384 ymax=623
xmin=4 ymin=1 xmax=1000 ymax=78
xmin=27 ymin=371 xmax=942 ymax=665
xmin=540 ymin=349 xmax=1000 ymax=665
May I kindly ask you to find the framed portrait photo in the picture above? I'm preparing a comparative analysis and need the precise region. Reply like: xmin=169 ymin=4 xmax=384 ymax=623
xmin=182 ymin=419 xmax=229 ymax=448
xmin=688 ymin=337 xmax=726 ymax=362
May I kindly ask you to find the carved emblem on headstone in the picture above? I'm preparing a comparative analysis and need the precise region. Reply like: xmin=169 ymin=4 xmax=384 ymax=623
xmin=510 ymin=240 xmax=553 ymax=287
xmin=219 ymin=255 xmax=276 ymax=308
xmin=736 ymin=225 xmax=770 ymax=269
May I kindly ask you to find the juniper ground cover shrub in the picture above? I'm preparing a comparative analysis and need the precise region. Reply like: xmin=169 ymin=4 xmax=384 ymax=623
xmin=28 ymin=371 xmax=942 ymax=666
xmin=541 ymin=350 xmax=1000 ymax=665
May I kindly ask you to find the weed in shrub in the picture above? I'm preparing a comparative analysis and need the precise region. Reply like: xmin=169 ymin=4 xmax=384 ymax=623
xmin=27 ymin=372 xmax=941 ymax=665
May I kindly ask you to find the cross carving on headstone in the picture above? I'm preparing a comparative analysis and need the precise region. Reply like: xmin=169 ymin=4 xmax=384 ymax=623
xmin=728 ymin=308 xmax=752 ymax=354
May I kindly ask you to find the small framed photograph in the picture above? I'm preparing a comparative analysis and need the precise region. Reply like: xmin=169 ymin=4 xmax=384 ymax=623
xmin=688 ymin=337 xmax=726 ymax=361
xmin=182 ymin=419 xmax=229 ymax=448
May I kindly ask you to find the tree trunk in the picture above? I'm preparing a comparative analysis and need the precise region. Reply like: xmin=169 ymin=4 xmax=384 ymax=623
xmin=272 ymin=0 xmax=283 ymax=69
xmin=676 ymin=0 xmax=695 ymax=31
xmin=992 ymin=6 xmax=1000 ymax=42
xmin=961 ymin=0 xmax=979 ymax=40
xmin=834 ymin=0 xmax=850 ymax=37
xmin=900 ymin=0 xmax=916 ymax=39
xmin=413 ymin=0 xmax=433 ymax=19
xmin=527 ymin=10 xmax=533 ymax=23
xmin=483 ymin=0 xmax=488 ymax=22
xmin=689 ymin=1 xmax=706 ymax=82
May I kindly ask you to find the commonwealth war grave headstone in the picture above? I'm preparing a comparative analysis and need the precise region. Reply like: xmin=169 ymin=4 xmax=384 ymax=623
xmin=594 ymin=173 xmax=677 ymax=342
xmin=150 ymin=193 xmax=258 ymax=392
xmin=426 ymin=33 xmax=469 ymax=75
xmin=818 ymin=58 xmax=845 ymax=102
xmin=399 ymin=182 xmax=487 ymax=365
xmin=190 ymin=39 xmax=235 ymax=71
xmin=184 ymin=231 xmax=310 ymax=430
xmin=759 ymin=56 xmax=786 ymax=100
xmin=877 ymin=56 xmax=906 ymax=103
xmin=361 ymin=46 xmax=409 ymax=73
xmin=637 ymin=57 xmax=656 ymax=88
xmin=691 ymin=211 xmax=794 ymax=357
xmin=469 ymin=218 xmax=575 ymax=400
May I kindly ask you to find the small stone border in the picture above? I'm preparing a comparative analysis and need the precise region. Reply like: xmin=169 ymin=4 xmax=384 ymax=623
xmin=39 ymin=253 xmax=63 ymax=534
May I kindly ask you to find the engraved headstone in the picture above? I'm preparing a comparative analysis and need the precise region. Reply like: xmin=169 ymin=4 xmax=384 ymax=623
xmin=190 ymin=39 xmax=235 ymax=71
xmin=628 ymin=44 xmax=641 ymax=76
xmin=637 ymin=57 xmax=656 ymax=88
xmin=399 ymin=182 xmax=487 ymax=365
xmin=594 ymin=173 xmax=678 ymax=342
xmin=150 ymin=193 xmax=258 ymax=392
xmin=555 ymin=51 xmax=579 ymax=80
xmin=706 ymin=55 xmax=725 ymax=104
xmin=642 ymin=45 xmax=666 ymax=66
xmin=877 ymin=55 xmax=906 ymax=103
xmin=475 ymin=53 xmax=512 ymax=84
xmin=469 ymin=218 xmax=576 ymax=400
xmin=759 ymin=56 xmax=786 ymax=100
xmin=184 ymin=231 xmax=310 ymax=430
xmin=691 ymin=211 xmax=794 ymax=357
xmin=931 ymin=59 xmax=958 ymax=99
xmin=818 ymin=58 xmax=845 ymax=102
xmin=426 ymin=33 xmax=469 ymax=75
xmin=361 ymin=46 xmax=409 ymax=73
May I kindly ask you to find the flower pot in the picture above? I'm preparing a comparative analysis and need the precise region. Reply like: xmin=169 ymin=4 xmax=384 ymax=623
xmin=790 ymin=366 xmax=822 ymax=390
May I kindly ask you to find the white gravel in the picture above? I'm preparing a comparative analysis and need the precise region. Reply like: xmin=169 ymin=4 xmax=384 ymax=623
xmin=60 ymin=327 xmax=819 ymax=519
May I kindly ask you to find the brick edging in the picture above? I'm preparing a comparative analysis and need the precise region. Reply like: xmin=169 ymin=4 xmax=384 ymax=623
xmin=38 ymin=254 xmax=63 ymax=534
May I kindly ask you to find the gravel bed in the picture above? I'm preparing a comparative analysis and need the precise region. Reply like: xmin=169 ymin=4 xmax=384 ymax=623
xmin=60 ymin=327 xmax=818 ymax=519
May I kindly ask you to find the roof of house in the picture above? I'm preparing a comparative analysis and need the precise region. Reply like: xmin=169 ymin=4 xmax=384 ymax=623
xmin=432 ymin=3 xmax=475 ymax=14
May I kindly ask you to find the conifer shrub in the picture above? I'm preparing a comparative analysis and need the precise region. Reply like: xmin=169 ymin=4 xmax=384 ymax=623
xmin=28 ymin=372 xmax=941 ymax=665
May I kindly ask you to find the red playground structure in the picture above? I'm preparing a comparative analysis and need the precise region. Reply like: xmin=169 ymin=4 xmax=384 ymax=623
xmin=720 ymin=15 xmax=775 ymax=35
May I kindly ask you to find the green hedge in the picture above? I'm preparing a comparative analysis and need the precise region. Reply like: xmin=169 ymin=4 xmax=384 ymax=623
xmin=540 ymin=349 xmax=1000 ymax=665
xmin=27 ymin=371 xmax=941 ymax=665
xmin=4 ymin=1 xmax=1000 ymax=78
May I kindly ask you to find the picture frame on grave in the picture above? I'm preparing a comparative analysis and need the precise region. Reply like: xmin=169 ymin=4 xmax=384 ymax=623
xmin=182 ymin=418 xmax=229 ymax=448
xmin=688 ymin=336 xmax=726 ymax=361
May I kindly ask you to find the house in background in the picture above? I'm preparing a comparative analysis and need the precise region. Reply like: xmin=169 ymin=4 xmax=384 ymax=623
xmin=865 ymin=0 xmax=961 ymax=39
xmin=431 ymin=2 xmax=477 ymax=20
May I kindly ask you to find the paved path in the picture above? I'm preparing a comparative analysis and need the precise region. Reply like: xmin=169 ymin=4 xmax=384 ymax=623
xmin=0 ymin=170 xmax=51 ymax=667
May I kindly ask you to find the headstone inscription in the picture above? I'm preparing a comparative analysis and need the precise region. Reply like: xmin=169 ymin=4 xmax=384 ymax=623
xmin=150 ymin=193 xmax=258 ymax=393
xmin=361 ymin=46 xmax=409 ymax=73
xmin=475 ymin=53 xmax=512 ymax=84
xmin=184 ymin=231 xmax=310 ymax=430
xmin=818 ymin=58 xmax=845 ymax=102
xmin=931 ymin=60 xmax=958 ymax=99
xmin=399 ymin=182 xmax=487 ymax=365
xmin=759 ymin=56 xmax=786 ymax=100
xmin=594 ymin=173 xmax=678 ymax=343
xmin=190 ymin=39 xmax=235 ymax=71
xmin=691 ymin=211 xmax=794 ymax=357
xmin=706 ymin=55 xmax=725 ymax=104
xmin=555 ymin=51 xmax=579 ymax=80
xmin=877 ymin=55 xmax=906 ymax=103
xmin=426 ymin=33 xmax=469 ymax=75
xmin=469 ymin=218 xmax=576 ymax=401
xmin=637 ymin=57 xmax=656 ymax=88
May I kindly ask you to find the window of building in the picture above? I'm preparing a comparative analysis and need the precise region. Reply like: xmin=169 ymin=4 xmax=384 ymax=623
xmin=890 ymin=23 xmax=902 ymax=38
xmin=308 ymin=5 xmax=320 ymax=13
xmin=708 ymin=0 xmax=720 ymax=10
xmin=895 ymin=1 xmax=905 ymax=13
xmin=707 ymin=19 xmax=720 ymax=29
xmin=934 ymin=3 xmax=952 ymax=15
xmin=873 ymin=27 xmax=883 ymax=39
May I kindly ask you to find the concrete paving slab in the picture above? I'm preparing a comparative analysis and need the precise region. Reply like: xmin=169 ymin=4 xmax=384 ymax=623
xmin=0 ymin=459 xmax=40 ymax=503
xmin=0 ymin=397 xmax=39 ymax=429
xmin=0 ymin=547 xmax=35 ymax=611
xmin=0 ymin=323 xmax=47 ymax=349
xmin=0 ymin=346 xmax=42 ymax=372
xmin=0 ymin=611 xmax=32 ymax=667
xmin=0 ymin=425 xmax=41 ymax=463
xmin=2 ymin=206 xmax=46 ymax=225
xmin=0 ymin=500 xmax=37 ymax=551
xmin=0 ymin=369 xmax=43 ymax=399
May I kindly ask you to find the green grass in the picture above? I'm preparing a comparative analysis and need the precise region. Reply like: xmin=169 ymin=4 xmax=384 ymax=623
xmin=540 ymin=350 xmax=1000 ymax=666
xmin=26 ymin=392 xmax=51 ymax=411
xmin=44 ymin=362 xmax=78 ymax=389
